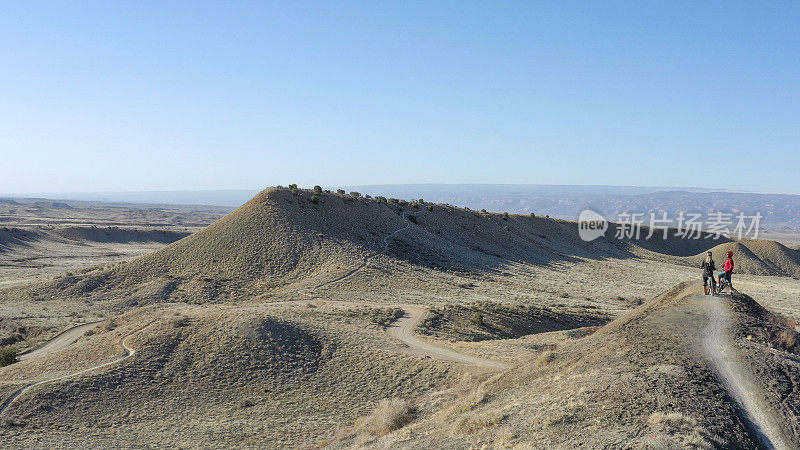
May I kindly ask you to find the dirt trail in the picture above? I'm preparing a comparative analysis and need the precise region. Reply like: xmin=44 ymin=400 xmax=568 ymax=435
xmin=0 ymin=322 xmax=152 ymax=418
xmin=312 ymin=213 xmax=412 ymax=291
xmin=703 ymin=294 xmax=792 ymax=449
xmin=388 ymin=306 xmax=510 ymax=369
xmin=20 ymin=321 xmax=101 ymax=361
xmin=299 ymin=213 xmax=509 ymax=370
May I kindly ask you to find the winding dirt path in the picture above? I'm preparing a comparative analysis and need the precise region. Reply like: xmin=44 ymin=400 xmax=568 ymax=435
xmin=0 ymin=322 xmax=152 ymax=418
xmin=19 ymin=321 xmax=101 ymax=361
xmin=703 ymin=295 xmax=792 ymax=449
xmin=311 ymin=213 xmax=412 ymax=291
xmin=388 ymin=306 xmax=510 ymax=369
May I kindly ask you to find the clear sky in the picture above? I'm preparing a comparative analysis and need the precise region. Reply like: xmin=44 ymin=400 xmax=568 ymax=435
xmin=2 ymin=1 xmax=798 ymax=194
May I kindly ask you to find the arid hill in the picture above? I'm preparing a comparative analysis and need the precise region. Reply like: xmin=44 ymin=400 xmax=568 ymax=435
xmin=14 ymin=187 xmax=762 ymax=309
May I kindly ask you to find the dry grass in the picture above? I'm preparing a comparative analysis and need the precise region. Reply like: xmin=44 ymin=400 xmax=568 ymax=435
xmin=646 ymin=412 xmax=718 ymax=449
xmin=452 ymin=409 xmax=506 ymax=434
xmin=344 ymin=397 xmax=415 ymax=445
xmin=434 ymin=387 xmax=487 ymax=423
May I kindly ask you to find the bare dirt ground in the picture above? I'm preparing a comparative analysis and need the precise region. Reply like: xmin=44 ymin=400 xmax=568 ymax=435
xmin=1 ymin=188 xmax=800 ymax=448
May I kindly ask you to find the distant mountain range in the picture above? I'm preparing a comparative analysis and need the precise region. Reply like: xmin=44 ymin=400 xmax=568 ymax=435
xmin=337 ymin=185 xmax=800 ymax=231
xmin=4 ymin=184 xmax=800 ymax=230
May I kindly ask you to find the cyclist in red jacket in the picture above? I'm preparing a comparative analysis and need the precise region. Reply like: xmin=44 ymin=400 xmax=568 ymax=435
xmin=717 ymin=250 xmax=734 ymax=293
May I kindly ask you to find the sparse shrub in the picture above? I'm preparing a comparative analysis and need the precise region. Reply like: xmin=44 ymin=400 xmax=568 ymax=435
xmin=350 ymin=191 xmax=361 ymax=197
xmin=171 ymin=317 xmax=191 ymax=328
xmin=418 ymin=198 xmax=424 ymax=203
xmin=371 ymin=308 xmax=404 ymax=328
xmin=103 ymin=318 xmax=117 ymax=331
xmin=561 ymin=293 xmax=570 ymax=298
xmin=84 ymin=329 xmax=95 ymax=337
xmin=502 ymin=212 xmax=509 ymax=221
xmin=310 ymin=195 xmax=320 ymax=204
xmin=470 ymin=312 xmax=484 ymax=326
xmin=534 ymin=350 xmax=554 ymax=367
xmin=240 ymin=399 xmax=256 ymax=408
xmin=530 ymin=212 xmax=536 ymax=217
xmin=503 ymin=225 xmax=510 ymax=231
xmin=426 ymin=205 xmax=433 ymax=212
xmin=388 ymin=198 xmax=398 ymax=204
xmin=481 ymin=209 xmax=487 ymax=213
xmin=0 ymin=346 xmax=18 ymax=367
xmin=289 ymin=184 xmax=299 ymax=195
xmin=337 ymin=189 xmax=345 ymax=195
xmin=407 ymin=214 xmax=418 ymax=224
xmin=376 ymin=196 xmax=386 ymax=203
xmin=364 ymin=194 xmax=371 ymax=198
xmin=313 ymin=185 xmax=323 ymax=195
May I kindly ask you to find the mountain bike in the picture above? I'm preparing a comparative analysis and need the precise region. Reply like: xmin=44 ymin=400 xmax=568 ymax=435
xmin=717 ymin=272 xmax=732 ymax=294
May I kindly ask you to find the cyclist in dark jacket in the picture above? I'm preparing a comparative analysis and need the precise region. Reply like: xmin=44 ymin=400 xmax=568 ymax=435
xmin=700 ymin=251 xmax=716 ymax=295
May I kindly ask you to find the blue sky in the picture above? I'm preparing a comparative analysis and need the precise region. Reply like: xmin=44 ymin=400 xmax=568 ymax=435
xmin=2 ymin=1 xmax=798 ymax=194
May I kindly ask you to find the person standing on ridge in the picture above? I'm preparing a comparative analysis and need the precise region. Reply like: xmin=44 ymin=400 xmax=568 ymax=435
xmin=717 ymin=250 xmax=734 ymax=294
xmin=700 ymin=251 xmax=716 ymax=295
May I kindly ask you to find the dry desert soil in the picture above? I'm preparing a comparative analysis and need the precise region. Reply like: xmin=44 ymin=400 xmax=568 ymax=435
xmin=2 ymin=187 xmax=800 ymax=448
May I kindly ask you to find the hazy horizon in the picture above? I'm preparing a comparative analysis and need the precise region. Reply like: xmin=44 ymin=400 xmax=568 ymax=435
xmin=0 ymin=183 xmax=756 ymax=201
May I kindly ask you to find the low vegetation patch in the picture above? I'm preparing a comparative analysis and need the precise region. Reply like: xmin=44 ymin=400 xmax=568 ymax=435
xmin=172 ymin=316 xmax=191 ymax=328
xmin=0 ymin=346 xmax=18 ymax=367
xmin=470 ymin=312 xmax=484 ymax=326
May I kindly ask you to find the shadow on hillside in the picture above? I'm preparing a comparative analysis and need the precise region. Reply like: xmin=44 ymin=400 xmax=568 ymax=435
xmin=381 ymin=213 xmax=729 ymax=273
xmin=54 ymin=227 xmax=190 ymax=244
